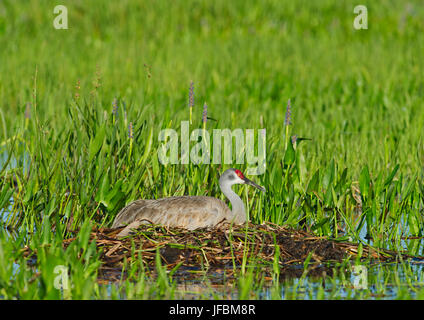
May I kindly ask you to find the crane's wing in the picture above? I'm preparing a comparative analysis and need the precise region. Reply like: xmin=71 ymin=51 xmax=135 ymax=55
xmin=113 ymin=196 xmax=232 ymax=238
xmin=111 ymin=199 xmax=155 ymax=228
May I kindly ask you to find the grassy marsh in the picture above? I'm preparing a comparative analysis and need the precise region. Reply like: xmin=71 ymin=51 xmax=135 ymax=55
xmin=0 ymin=0 xmax=424 ymax=299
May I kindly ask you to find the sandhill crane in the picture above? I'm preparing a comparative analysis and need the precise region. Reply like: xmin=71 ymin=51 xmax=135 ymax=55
xmin=112 ymin=168 xmax=265 ymax=237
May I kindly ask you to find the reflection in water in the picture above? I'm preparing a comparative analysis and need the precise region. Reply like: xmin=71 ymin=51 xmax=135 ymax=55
xmin=95 ymin=260 xmax=424 ymax=299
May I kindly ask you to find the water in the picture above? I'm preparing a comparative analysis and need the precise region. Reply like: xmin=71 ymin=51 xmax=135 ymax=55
xmin=359 ymin=220 xmax=424 ymax=256
xmin=94 ymin=260 xmax=424 ymax=299
xmin=0 ymin=150 xmax=30 ymax=226
xmin=0 ymin=149 xmax=30 ymax=173
xmin=278 ymin=261 xmax=424 ymax=299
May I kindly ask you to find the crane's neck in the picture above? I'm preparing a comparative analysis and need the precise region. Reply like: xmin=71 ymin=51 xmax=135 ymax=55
xmin=219 ymin=181 xmax=246 ymax=224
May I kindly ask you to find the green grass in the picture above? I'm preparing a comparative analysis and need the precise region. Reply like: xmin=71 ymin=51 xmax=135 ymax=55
xmin=0 ymin=0 xmax=424 ymax=299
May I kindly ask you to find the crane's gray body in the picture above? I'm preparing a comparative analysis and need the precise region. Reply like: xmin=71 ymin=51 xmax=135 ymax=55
xmin=112 ymin=169 xmax=264 ymax=238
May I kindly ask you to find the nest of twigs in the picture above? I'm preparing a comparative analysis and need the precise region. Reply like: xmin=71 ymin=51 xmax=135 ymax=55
xmin=57 ymin=222 xmax=415 ymax=281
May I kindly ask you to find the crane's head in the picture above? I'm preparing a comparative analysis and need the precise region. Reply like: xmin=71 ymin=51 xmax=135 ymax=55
xmin=220 ymin=168 xmax=266 ymax=192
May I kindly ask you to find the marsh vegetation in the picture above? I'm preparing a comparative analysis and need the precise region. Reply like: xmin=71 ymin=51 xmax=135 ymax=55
xmin=0 ymin=0 xmax=424 ymax=299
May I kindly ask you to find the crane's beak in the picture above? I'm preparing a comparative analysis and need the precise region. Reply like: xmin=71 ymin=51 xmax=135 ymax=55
xmin=243 ymin=177 xmax=266 ymax=193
